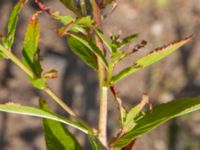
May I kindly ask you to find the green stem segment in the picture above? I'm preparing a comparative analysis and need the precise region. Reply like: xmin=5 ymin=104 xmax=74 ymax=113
xmin=0 ymin=45 xmax=34 ymax=78
xmin=43 ymin=87 xmax=93 ymax=132
xmin=43 ymin=87 xmax=77 ymax=117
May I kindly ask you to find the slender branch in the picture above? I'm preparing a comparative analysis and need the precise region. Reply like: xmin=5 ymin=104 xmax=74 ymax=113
xmin=0 ymin=45 xmax=95 ymax=133
xmin=0 ymin=45 xmax=34 ymax=78
xmin=91 ymin=0 xmax=108 ymax=147
xmin=43 ymin=86 xmax=96 ymax=133
xmin=43 ymin=87 xmax=77 ymax=117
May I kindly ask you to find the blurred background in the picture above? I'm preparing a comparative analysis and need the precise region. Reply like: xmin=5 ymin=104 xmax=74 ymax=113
xmin=0 ymin=0 xmax=200 ymax=149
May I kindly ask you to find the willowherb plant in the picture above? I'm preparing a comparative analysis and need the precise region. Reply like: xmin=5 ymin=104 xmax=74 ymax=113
xmin=0 ymin=0 xmax=199 ymax=149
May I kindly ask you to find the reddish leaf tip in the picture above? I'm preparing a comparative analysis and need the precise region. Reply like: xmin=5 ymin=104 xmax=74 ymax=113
xmin=31 ymin=11 xmax=42 ymax=21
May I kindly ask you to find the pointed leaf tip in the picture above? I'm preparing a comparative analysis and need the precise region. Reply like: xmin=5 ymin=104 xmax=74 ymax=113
xmin=31 ymin=11 xmax=42 ymax=21
xmin=22 ymin=12 xmax=43 ymax=78
xmin=149 ymin=35 xmax=192 ymax=54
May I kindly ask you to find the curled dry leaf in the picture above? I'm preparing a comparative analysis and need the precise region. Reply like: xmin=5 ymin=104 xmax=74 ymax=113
xmin=43 ymin=69 xmax=58 ymax=79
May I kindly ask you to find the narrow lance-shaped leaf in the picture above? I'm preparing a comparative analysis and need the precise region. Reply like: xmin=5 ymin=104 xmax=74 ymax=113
xmin=2 ymin=0 xmax=27 ymax=48
xmin=111 ymin=35 xmax=192 ymax=84
xmin=0 ymin=103 xmax=88 ymax=134
xmin=95 ymin=29 xmax=113 ymax=53
xmin=69 ymin=34 xmax=108 ymax=68
xmin=40 ymin=99 xmax=82 ymax=150
xmin=67 ymin=36 xmax=97 ymax=69
xmin=22 ymin=12 xmax=46 ymax=89
xmin=114 ymin=97 xmax=200 ymax=148
xmin=22 ymin=12 xmax=41 ymax=76
xmin=123 ymin=94 xmax=150 ymax=132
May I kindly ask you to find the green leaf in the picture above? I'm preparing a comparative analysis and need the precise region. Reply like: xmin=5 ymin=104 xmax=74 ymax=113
xmin=58 ymin=0 xmax=82 ymax=16
xmin=122 ymin=94 xmax=150 ymax=132
xmin=76 ymin=16 xmax=94 ymax=27
xmin=52 ymin=12 xmax=94 ymax=27
xmin=40 ymin=99 xmax=82 ymax=150
xmin=0 ymin=103 xmax=88 ymax=134
xmin=123 ymin=105 xmax=141 ymax=132
xmin=22 ymin=12 xmax=42 ymax=77
xmin=55 ymin=15 xmax=92 ymax=35
xmin=67 ymin=36 xmax=97 ymax=69
xmin=70 ymin=24 xmax=87 ymax=35
xmin=95 ymin=29 xmax=113 ymax=53
xmin=114 ymin=97 xmax=200 ymax=148
xmin=53 ymin=12 xmax=93 ymax=35
xmin=53 ymin=13 xmax=75 ymax=25
xmin=70 ymin=34 xmax=108 ymax=68
xmin=2 ymin=0 xmax=27 ymax=48
xmin=111 ymin=35 xmax=192 ymax=84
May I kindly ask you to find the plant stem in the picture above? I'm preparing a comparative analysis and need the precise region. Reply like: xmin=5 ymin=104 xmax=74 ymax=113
xmin=0 ymin=45 xmax=34 ymax=78
xmin=98 ymin=86 xmax=108 ymax=146
xmin=91 ymin=0 xmax=108 ymax=147
xmin=43 ymin=87 xmax=77 ymax=117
